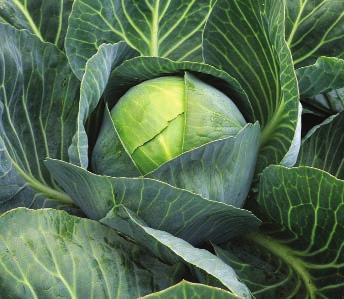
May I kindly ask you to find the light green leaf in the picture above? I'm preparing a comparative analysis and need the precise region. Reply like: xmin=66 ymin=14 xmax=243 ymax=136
xmin=91 ymin=57 xmax=259 ymax=206
xmin=0 ymin=0 xmax=74 ymax=49
xmin=103 ymin=56 xmax=249 ymax=109
xmin=0 ymin=207 xmax=184 ymax=298
xmin=68 ymin=42 xmax=138 ymax=168
xmin=91 ymin=105 xmax=141 ymax=177
xmin=143 ymin=281 xmax=241 ymax=299
xmin=203 ymin=0 xmax=300 ymax=172
xmin=86 ymin=55 xmax=249 ymax=177
xmin=101 ymin=206 xmax=252 ymax=299
xmin=297 ymin=57 xmax=344 ymax=114
xmin=66 ymin=0 xmax=214 ymax=79
xmin=0 ymin=23 xmax=79 ymax=210
xmin=45 ymin=159 xmax=260 ymax=245
xmin=148 ymin=123 xmax=260 ymax=207
xmin=286 ymin=0 xmax=344 ymax=67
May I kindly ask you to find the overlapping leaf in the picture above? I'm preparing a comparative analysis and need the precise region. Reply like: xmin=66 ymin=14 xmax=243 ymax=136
xmin=286 ymin=0 xmax=344 ymax=67
xmin=297 ymin=57 xmax=344 ymax=114
xmin=45 ymin=158 xmax=260 ymax=245
xmin=0 ymin=0 xmax=74 ymax=49
xmin=68 ymin=42 xmax=138 ymax=168
xmin=148 ymin=123 xmax=260 ymax=207
xmin=0 ymin=208 xmax=185 ymax=298
xmin=0 ymin=24 xmax=79 ymax=210
xmin=203 ymin=0 xmax=300 ymax=172
xmin=66 ymin=0 xmax=215 ymax=78
xmin=101 ymin=206 xmax=252 ymax=299
xmin=214 ymin=113 xmax=344 ymax=298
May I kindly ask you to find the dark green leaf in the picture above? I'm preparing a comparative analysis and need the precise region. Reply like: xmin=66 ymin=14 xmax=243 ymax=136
xmin=217 ymin=165 xmax=344 ymax=298
xmin=66 ymin=0 xmax=214 ymax=78
xmin=286 ymin=0 xmax=344 ymax=67
xmin=101 ymin=206 xmax=252 ymax=299
xmin=0 ymin=0 xmax=74 ymax=49
xmin=203 ymin=0 xmax=300 ymax=172
xmin=45 ymin=159 xmax=260 ymax=245
xmin=0 ymin=23 xmax=79 ymax=210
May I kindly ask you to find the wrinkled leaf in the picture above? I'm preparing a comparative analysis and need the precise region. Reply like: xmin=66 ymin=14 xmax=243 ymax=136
xmin=214 ymin=111 xmax=344 ymax=298
xmin=0 ymin=208 xmax=184 ymax=298
xmin=66 ymin=0 xmax=214 ymax=78
xmin=286 ymin=0 xmax=344 ymax=67
xmin=298 ymin=112 xmax=344 ymax=178
xmin=0 ymin=23 xmax=79 ymax=210
xmin=203 ymin=0 xmax=300 ymax=172
xmin=0 ymin=0 xmax=73 ymax=49
xmin=297 ymin=57 xmax=344 ymax=114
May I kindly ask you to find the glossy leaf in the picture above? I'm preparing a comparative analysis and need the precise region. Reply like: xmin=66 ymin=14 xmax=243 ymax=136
xmin=66 ymin=0 xmax=214 ymax=79
xmin=286 ymin=0 xmax=344 ymax=67
xmin=0 ymin=23 xmax=79 ymax=210
xmin=143 ymin=281 xmax=240 ymax=299
xmin=0 ymin=208 xmax=185 ymax=298
xmin=203 ymin=0 xmax=300 ymax=172
xmin=45 ymin=159 xmax=260 ymax=245
xmin=0 ymin=0 xmax=73 ymax=49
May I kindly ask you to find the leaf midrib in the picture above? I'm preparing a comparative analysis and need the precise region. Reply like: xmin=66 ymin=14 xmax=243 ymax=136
xmin=12 ymin=0 xmax=44 ymax=42
xmin=247 ymin=232 xmax=317 ymax=299
xmin=11 ymin=157 xmax=73 ymax=205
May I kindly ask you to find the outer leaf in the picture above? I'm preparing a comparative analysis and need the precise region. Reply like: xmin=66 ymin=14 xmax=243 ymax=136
xmin=213 ymin=111 xmax=344 ymax=298
xmin=0 ymin=0 xmax=73 ymax=49
xmin=297 ymin=57 xmax=344 ymax=114
xmin=0 ymin=208 xmax=184 ymax=298
xmin=0 ymin=23 xmax=79 ymax=210
xmin=101 ymin=206 xmax=252 ymax=299
xmin=148 ymin=123 xmax=260 ymax=207
xmin=286 ymin=0 xmax=344 ymax=67
xmin=45 ymin=159 xmax=260 ymax=245
xmin=66 ymin=0 xmax=214 ymax=79
xmin=297 ymin=112 xmax=344 ymax=179
xmin=143 ymin=281 xmax=241 ymax=299
xmin=203 ymin=0 xmax=300 ymax=172
xmin=216 ymin=166 xmax=344 ymax=298
xmin=68 ymin=42 xmax=138 ymax=168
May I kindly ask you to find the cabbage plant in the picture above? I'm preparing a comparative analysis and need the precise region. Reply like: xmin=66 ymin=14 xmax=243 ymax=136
xmin=0 ymin=0 xmax=343 ymax=298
